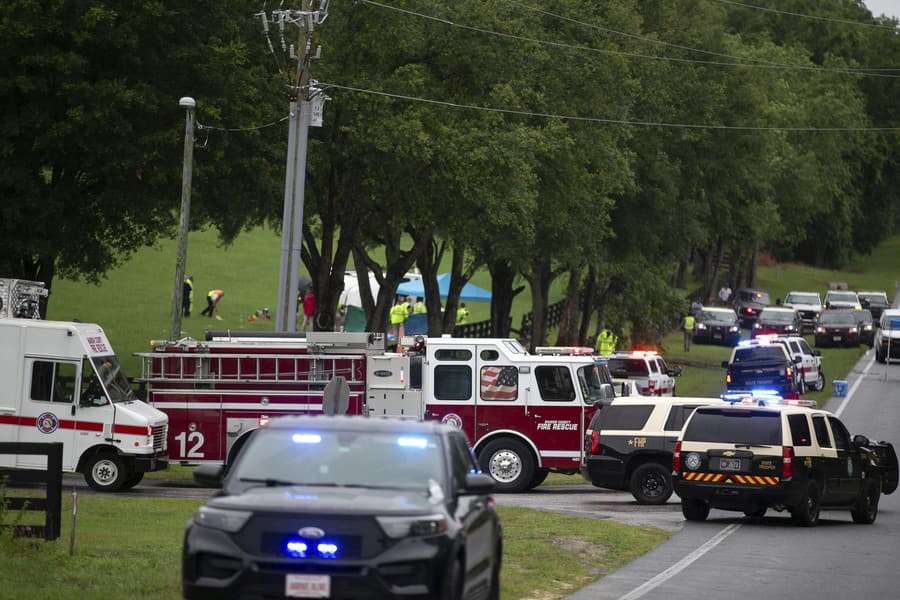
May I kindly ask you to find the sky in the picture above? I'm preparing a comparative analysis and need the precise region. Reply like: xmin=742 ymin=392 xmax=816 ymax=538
xmin=864 ymin=0 xmax=900 ymax=20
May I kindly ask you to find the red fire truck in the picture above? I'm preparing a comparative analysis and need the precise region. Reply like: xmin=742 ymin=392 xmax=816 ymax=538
xmin=136 ymin=332 xmax=614 ymax=492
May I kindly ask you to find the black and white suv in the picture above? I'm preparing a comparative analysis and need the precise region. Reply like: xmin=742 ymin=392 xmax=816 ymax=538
xmin=581 ymin=397 xmax=723 ymax=504
xmin=606 ymin=351 xmax=682 ymax=396
xmin=674 ymin=404 xmax=898 ymax=526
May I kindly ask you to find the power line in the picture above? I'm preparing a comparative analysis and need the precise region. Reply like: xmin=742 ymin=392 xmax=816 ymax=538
xmin=319 ymin=81 xmax=900 ymax=132
xmin=710 ymin=0 xmax=899 ymax=30
xmin=197 ymin=115 xmax=290 ymax=132
xmin=358 ymin=0 xmax=900 ymax=79
xmin=505 ymin=0 xmax=900 ymax=73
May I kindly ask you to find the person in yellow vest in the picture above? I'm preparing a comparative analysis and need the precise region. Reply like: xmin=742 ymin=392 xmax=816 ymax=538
xmin=182 ymin=276 xmax=194 ymax=317
xmin=390 ymin=297 xmax=411 ymax=342
xmin=201 ymin=289 xmax=224 ymax=318
xmin=595 ymin=327 xmax=618 ymax=355
xmin=412 ymin=297 xmax=427 ymax=314
xmin=681 ymin=312 xmax=695 ymax=352
xmin=456 ymin=302 xmax=470 ymax=325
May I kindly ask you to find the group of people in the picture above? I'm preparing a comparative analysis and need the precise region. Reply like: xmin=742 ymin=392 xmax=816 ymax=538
xmin=181 ymin=276 xmax=225 ymax=319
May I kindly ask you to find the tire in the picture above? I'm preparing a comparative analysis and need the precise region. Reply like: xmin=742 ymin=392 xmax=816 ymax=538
xmin=478 ymin=438 xmax=535 ymax=493
xmin=791 ymin=481 xmax=821 ymax=527
xmin=876 ymin=349 xmax=886 ymax=364
xmin=527 ymin=468 xmax=550 ymax=490
xmin=486 ymin=544 xmax=501 ymax=600
xmin=851 ymin=478 xmax=880 ymax=524
xmin=121 ymin=472 xmax=145 ymax=490
xmin=440 ymin=558 xmax=463 ymax=600
xmin=743 ymin=506 xmax=767 ymax=518
xmin=84 ymin=453 xmax=128 ymax=492
xmin=813 ymin=370 xmax=826 ymax=392
xmin=629 ymin=462 xmax=673 ymax=505
xmin=681 ymin=498 xmax=710 ymax=521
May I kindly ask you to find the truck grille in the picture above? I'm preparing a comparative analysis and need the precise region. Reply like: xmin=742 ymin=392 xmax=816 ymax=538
xmin=153 ymin=425 xmax=167 ymax=451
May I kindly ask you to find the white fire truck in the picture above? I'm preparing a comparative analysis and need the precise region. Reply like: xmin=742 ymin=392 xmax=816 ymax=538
xmin=0 ymin=317 xmax=169 ymax=491
xmin=136 ymin=332 xmax=616 ymax=492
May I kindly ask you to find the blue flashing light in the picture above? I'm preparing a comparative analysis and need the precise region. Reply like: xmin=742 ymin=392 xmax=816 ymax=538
xmin=317 ymin=542 xmax=339 ymax=558
xmin=285 ymin=540 xmax=309 ymax=558
xmin=397 ymin=436 xmax=428 ymax=449
xmin=292 ymin=433 xmax=322 ymax=444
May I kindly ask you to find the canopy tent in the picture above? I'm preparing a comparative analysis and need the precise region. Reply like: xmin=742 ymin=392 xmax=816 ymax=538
xmin=396 ymin=273 xmax=492 ymax=302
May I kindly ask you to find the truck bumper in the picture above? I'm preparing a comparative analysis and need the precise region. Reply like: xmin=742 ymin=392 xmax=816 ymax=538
xmin=133 ymin=451 xmax=169 ymax=473
xmin=580 ymin=456 xmax=627 ymax=489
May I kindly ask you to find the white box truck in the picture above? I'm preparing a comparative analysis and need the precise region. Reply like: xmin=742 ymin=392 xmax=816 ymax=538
xmin=0 ymin=318 xmax=168 ymax=491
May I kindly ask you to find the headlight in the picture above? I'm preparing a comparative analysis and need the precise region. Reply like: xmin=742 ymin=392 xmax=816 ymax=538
xmin=753 ymin=323 xmax=761 ymax=329
xmin=729 ymin=326 xmax=739 ymax=333
xmin=376 ymin=514 xmax=447 ymax=538
xmin=697 ymin=323 xmax=707 ymax=330
xmin=193 ymin=506 xmax=253 ymax=532
xmin=864 ymin=325 xmax=873 ymax=331
xmin=785 ymin=326 xmax=795 ymax=331
xmin=815 ymin=327 xmax=825 ymax=333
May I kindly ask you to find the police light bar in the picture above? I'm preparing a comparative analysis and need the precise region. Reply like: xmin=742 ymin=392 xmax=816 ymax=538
xmin=630 ymin=350 xmax=659 ymax=357
xmin=534 ymin=346 xmax=595 ymax=356
xmin=756 ymin=334 xmax=780 ymax=341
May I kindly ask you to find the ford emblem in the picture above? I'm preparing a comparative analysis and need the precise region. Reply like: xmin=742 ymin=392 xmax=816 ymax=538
xmin=298 ymin=526 xmax=326 ymax=539
xmin=373 ymin=370 xmax=393 ymax=377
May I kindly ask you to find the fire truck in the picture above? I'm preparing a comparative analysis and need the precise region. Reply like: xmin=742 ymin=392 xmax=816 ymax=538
xmin=136 ymin=332 xmax=616 ymax=492
xmin=0 ymin=278 xmax=169 ymax=492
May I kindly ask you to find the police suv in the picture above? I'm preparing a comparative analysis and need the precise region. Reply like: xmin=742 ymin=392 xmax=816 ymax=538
xmin=674 ymin=398 xmax=898 ymax=526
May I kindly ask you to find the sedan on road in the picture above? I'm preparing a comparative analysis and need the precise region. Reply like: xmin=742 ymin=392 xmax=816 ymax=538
xmin=815 ymin=310 xmax=861 ymax=347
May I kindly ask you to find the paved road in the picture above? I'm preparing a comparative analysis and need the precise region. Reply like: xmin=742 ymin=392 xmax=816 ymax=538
xmin=566 ymin=349 xmax=900 ymax=600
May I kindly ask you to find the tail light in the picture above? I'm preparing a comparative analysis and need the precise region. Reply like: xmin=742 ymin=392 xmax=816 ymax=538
xmin=745 ymin=307 xmax=753 ymax=314
xmin=725 ymin=371 xmax=732 ymax=384
xmin=673 ymin=441 xmax=682 ymax=472
xmin=785 ymin=366 xmax=793 ymax=379
xmin=588 ymin=430 xmax=600 ymax=454
xmin=782 ymin=446 xmax=794 ymax=479
xmin=648 ymin=380 xmax=656 ymax=390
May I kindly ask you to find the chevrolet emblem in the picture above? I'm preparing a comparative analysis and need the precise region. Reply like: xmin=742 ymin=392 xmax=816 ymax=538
xmin=723 ymin=450 xmax=736 ymax=457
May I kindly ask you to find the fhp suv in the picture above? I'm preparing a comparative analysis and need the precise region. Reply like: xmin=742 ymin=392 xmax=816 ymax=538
xmin=580 ymin=397 xmax=723 ymax=504
xmin=721 ymin=339 xmax=804 ymax=398
xmin=674 ymin=403 xmax=898 ymax=526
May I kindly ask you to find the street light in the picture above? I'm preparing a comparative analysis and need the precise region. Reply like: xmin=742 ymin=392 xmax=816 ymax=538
xmin=170 ymin=96 xmax=196 ymax=341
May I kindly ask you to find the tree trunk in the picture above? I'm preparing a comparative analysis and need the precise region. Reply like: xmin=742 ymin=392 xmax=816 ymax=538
xmin=556 ymin=269 xmax=581 ymax=346
xmin=416 ymin=236 xmax=445 ymax=337
xmin=488 ymin=259 xmax=519 ymax=338
xmin=577 ymin=266 xmax=595 ymax=346
xmin=747 ymin=240 xmax=758 ymax=288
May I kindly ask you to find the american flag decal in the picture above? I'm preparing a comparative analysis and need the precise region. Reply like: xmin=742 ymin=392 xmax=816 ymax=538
xmin=481 ymin=366 xmax=518 ymax=401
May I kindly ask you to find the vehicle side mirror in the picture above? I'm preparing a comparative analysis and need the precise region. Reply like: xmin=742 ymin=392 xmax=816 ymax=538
xmin=669 ymin=366 xmax=683 ymax=377
xmin=813 ymin=350 xmax=821 ymax=356
xmin=793 ymin=356 xmax=802 ymax=364
xmin=600 ymin=383 xmax=615 ymax=400
xmin=464 ymin=472 xmax=497 ymax=495
xmin=861 ymin=299 xmax=870 ymax=308
xmin=194 ymin=463 xmax=225 ymax=488
xmin=721 ymin=361 xmax=730 ymax=369
xmin=852 ymin=434 xmax=871 ymax=447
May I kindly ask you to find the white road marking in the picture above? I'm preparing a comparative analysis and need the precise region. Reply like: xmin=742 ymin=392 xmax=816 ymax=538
xmin=617 ymin=523 xmax=742 ymax=600
xmin=835 ymin=352 xmax=875 ymax=418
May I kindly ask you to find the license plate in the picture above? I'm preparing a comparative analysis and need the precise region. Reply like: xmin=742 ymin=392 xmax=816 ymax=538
xmin=833 ymin=336 xmax=842 ymax=342
xmin=719 ymin=458 xmax=741 ymax=471
xmin=286 ymin=575 xmax=330 ymax=598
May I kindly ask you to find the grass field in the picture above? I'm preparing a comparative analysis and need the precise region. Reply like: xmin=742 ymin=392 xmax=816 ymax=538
xmin=0 ymin=493 xmax=669 ymax=600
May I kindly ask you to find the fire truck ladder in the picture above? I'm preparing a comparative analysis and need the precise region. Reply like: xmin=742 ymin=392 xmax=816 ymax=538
xmin=134 ymin=352 xmax=365 ymax=387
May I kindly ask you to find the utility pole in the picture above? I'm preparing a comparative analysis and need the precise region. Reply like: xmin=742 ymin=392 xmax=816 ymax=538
xmin=266 ymin=1 xmax=329 ymax=332
xmin=170 ymin=96 xmax=195 ymax=341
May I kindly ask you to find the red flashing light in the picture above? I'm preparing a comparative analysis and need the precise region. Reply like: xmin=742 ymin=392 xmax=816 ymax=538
xmin=631 ymin=350 xmax=659 ymax=357
xmin=782 ymin=446 xmax=794 ymax=479
xmin=745 ymin=307 xmax=753 ymax=314
xmin=589 ymin=431 xmax=600 ymax=454
xmin=673 ymin=441 xmax=682 ymax=472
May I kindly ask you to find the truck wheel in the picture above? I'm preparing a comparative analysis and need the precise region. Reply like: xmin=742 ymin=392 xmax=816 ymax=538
xmin=527 ymin=468 xmax=550 ymax=490
xmin=743 ymin=506 xmax=767 ymax=518
xmin=478 ymin=438 xmax=535 ymax=493
xmin=121 ymin=472 xmax=145 ymax=490
xmin=681 ymin=498 xmax=709 ymax=521
xmin=813 ymin=370 xmax=826 ymax=392
xmin=84 ymin=453 xmax=128 ymax=492
xmin=876 ymin=349 xmax=886 ymax=364
xmin=790 ymin=481 xmax=821 ymax=527
xmin=629 ymin=463 xmax=673 ymax=505
xmin=851 ymin=478 xmax=880 ymax=524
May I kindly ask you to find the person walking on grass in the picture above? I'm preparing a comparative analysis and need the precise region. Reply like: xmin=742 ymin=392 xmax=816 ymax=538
xmin=680 ymin=312 xmax=695 ymax=352
xmin=182 ymin=276 xmax=194 ymax=317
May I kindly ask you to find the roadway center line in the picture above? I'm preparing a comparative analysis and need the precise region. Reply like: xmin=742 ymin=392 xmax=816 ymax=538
xmin=835 ymin=352 xmax=875 ymax=418
xmin=617 ymin=523 xmax=742 ymax=600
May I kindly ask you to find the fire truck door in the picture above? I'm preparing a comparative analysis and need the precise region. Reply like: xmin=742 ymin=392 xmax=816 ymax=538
xmin=526 ymin=365 xmax=583 ymax=470
xmin=16 ymin=358 xmax=79 ymax=470
xmin=171 ymin=391 xmax=222 ymax=462
xmin=423 ymin=344 xmax=477 ymax=444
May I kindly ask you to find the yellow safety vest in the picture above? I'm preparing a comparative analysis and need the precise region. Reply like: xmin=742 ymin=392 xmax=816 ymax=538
xmin=595 ymin=330 xmax=617 ymax=354
xmin=390 ymin=303 xmax=409 ymax=325
xmin=684 ymin=315 xmax=695 ymax=330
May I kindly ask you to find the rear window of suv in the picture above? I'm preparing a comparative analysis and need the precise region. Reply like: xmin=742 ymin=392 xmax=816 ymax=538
xmin=591 ymin=404 xmax=654 ymax=430
xmin=731 ymin=346 xmax=786 ymax=364
xmin=607 ymin=358 xmax=649 ymax=377
xmin=683 ymin=408 xmax=781 ymax=445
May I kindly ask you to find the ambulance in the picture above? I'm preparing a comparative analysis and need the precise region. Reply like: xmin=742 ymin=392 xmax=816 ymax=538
xmin=136 ymin=332 xmax=616 ymax=492
xmin=0 ymin=317 xmax=169 ymax=491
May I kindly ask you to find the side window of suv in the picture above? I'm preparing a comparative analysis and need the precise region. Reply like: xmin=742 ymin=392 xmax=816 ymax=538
xmin=596 ymin=405 xmax=654 ymax=430
xmin=798 ymin=339 xmax=813 ymax=355
xmin=812 ymin=415 xmax=832 ymax=448
xmin=664 ymin=405 xmax=702 ymax=432
xmin=787 ymin=414 xmax=812 ymax=446
xmin=828 ymin=417 xmax=851 ymax=451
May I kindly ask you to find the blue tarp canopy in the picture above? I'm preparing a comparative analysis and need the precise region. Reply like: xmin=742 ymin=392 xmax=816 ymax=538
xmin=396 ymin=273 xmax=492 ymax=302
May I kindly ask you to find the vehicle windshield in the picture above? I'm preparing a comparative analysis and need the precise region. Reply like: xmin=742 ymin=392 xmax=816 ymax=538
xmin=578 ymin=365 xmax=608 ymax=404
xmin=826 ymin=292 xmax=858 ymax=303
xmin=785 ymin=293 xmax=820 ymax=305
xmin=699 ymin=309 xmax=736 ymax=322
xmin=819 ymin=313 xmax=857 ymax=325
xmin=859 ymin=293 xmax=887 ymax=305
xmin=229 ymin=428 xmax=445 ymax=492
xmin=607 ymin=358 xmax=649 ymax=377
xmin=855 ymin=310 xmax=873 ymax=323
xmin=80 ymin=355 xmax=138 ymax=406
xmin=683 ymin=409 xmax=781 ymax=445
xmin=881 ymin=313 xmax=900 ymax=328
xmin=759 ymin=310 xmax=795 ymax=323
xmin=731 ymin=347 xmax=786 ymax=363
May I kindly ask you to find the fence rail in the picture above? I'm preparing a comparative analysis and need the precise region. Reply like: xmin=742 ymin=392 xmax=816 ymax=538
xmin=0 ymin=442 xmax=63 ymax=541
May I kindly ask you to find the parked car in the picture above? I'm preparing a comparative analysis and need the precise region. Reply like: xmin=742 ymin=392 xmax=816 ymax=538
xmin=782 ymin=291 xmax=822 ymax=331
xmin=751 ymin=307 xmax=803 ymax=339
xmin=733 ymin=288 xmax=771 ymax=328
xmin=858 ymin=291 xmax=891 ymax=321
xmin=823 ymin=290 xmax=861 ymax=311
xmin=814 ymin=310 xmax=861 ymax=347
xmin=693 ymin=307 xmax=741 ymax=346
xmin=854 ymin=309 xmax=876 ymax=347
xmin=182 ymin=415 xmax=502 ymax=600
xmin=875 ymin=309 xmax=900 ymax=363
